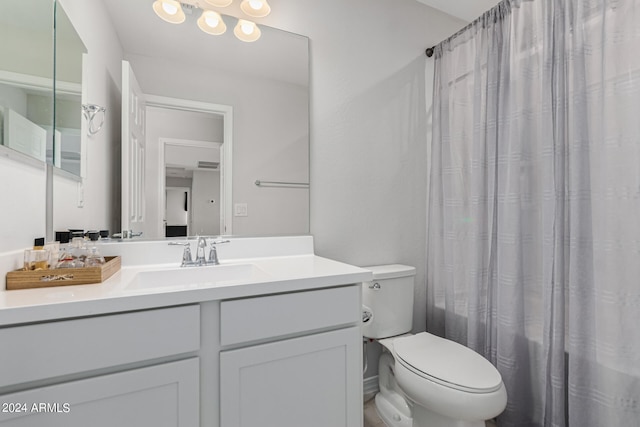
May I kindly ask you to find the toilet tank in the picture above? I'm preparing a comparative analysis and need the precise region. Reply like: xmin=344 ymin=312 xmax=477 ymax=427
xmin=362 ymin=264 xmax=416 ymax=339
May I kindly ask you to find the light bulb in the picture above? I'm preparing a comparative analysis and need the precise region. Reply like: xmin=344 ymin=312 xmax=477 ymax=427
xmin=153 ymin=0 xmax=186 ymax=24
xmin=234 ymin=19 xmax=261 ymax=42
xmin=240 ymin=0 xmax=270 ymax=18
xmin=162 ymin=2 xmax=178 ymax=15
xmin=205 ymin=16 xmax=219 ymax=27
xmin=241 ymin=22 xmax=254 ymax=35
xmin=198 ymin=10 xmax=226 ymax=35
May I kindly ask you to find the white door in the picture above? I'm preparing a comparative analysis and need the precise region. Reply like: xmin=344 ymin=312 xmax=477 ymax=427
xmin=220 ymin=327 xmax=362 ymax=427
xmin=121 ymin=61 xmax=146 ymax=234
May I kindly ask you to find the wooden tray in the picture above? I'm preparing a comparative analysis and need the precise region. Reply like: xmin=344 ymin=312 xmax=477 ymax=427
xmin=6 ymin=256 xmax=121 ymax=290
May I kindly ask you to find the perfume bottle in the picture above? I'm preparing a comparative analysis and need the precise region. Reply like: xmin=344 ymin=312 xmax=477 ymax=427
xmin=57 ymin=237 xmax=86 ymax=268
xmin=85 ymin=233 xmax=105 ymax=267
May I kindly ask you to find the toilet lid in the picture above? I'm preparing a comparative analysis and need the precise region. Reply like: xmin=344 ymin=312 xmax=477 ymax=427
xmin=393 ymin=332 xmax=503 ymax=393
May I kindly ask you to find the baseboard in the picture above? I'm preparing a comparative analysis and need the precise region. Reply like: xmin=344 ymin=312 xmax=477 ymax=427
xmin=363 ymin=375 xmax=379 ymax=400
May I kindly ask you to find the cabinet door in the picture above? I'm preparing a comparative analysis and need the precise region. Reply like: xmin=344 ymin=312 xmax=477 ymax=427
xmin=220 ymin=327 xmax=362 ymax=427
xmin=0 ymin=358 xmax=199 ymax=427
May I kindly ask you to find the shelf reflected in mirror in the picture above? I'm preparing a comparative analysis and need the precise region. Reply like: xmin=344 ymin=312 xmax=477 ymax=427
xmin=0 ymin=0 xmax=86 ymax=177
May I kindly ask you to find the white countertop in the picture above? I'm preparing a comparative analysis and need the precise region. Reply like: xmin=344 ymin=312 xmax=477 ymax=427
xmin=0 ymin=236 xmax=372 ymax=326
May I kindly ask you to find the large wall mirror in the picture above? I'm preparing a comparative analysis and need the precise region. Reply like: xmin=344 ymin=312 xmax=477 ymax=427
xmin=0 ymin=0 xmax=86 ymax=177
xmin=2 ymin=0 xmax=309 ymax=245
xmin=104 ymin=0 xmax=310 ymax=239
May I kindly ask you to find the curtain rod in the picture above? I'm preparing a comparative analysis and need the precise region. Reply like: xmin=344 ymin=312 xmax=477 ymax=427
xmin=424 ymin=0 xmax=515 ymax=58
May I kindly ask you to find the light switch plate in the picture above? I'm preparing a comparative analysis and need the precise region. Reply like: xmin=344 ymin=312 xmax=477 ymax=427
xmin=234 ymin=203 xmax=247 ymax=217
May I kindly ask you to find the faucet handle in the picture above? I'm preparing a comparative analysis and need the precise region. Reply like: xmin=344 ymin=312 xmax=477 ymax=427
xmin=207 ymin=240 xmax=230 ymax=265
xmin=209 ymin=239 xmax=230 ymax=246
xmin=182 ymin=245 xmax=194 ymax=266
xmin=168 ymin=242 xmax=193 ymax=267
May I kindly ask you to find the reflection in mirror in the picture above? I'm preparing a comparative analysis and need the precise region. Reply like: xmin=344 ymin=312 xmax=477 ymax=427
xmin=148 ymin=106 xmax=225 ymax=238
xmin=103 ymin=0 xmax=309 ymax=238
xmin=0 ymin=0 xmax=54 ymax=164
xmin=54 ymin=0 xmax=86 ymax=176
xmin=0 ymin=0 xmax=86 ymax=176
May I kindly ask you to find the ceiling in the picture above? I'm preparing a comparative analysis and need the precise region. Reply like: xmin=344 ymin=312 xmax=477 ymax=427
xmin=99 ymin=0 xmax=502 ymax=87
xmin=415 ymin=0 xmax=502 ymax=23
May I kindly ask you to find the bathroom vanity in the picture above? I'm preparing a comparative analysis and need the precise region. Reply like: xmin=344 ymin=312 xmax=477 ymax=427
xmin=0 ymin=236 xmax=370 ymax=427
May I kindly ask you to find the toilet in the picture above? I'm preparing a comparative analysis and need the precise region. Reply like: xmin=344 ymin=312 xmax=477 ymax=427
xmin=362 ymin=265 xmax=507 ymax=427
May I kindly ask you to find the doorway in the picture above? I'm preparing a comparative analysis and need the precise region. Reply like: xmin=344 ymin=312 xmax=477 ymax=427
xmin=165 ymin=186 xmax=190 ymax=237
xmin=160 ymin=138 xmax=223 ymax=237
xmin=143 ymin=95 xmax=233 ymax=239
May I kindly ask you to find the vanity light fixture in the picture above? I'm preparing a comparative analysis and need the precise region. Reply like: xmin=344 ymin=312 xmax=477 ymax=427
xmin=152 ymin=0 xmax=186 ymax=24
xmin=204 ymin=0 xmax=233 ymax=6
xmin=153 ymin=0 xmax=264 ymax=42
xmin=197 ymin=10 xmax=227 ymax=35
xmin=240 ymin=0 xmax=271 ymax=18
xmin=234 ymin=19 xmax=261 ymax=42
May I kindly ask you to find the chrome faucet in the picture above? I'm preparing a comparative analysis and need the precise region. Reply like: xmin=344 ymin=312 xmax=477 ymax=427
xmin=169 ymin=238 xmax=230 ymax=267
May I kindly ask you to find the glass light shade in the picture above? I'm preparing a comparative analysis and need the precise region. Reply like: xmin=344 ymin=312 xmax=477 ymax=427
xmin=240 ymin=0 xmax=271 ymax=18
xmin=205 ymin=0 xmax=233 ymax=6
xmin=152 ymin=0 xmax=186 ymax=24
xmin=197 ymin=10 xmax=227 ymax=35
xmin=234 ymin=19 xmax=261 ymax=42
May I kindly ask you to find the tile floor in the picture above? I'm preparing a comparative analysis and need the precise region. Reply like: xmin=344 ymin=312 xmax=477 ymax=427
xmin=364 ymin=397 xmax=498 ymax=427
xmin=363 ymin=397 xmax=386 ymax=427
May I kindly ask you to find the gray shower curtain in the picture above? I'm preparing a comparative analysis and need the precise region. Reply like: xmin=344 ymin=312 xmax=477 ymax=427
xmin=426 ymin=0 xmax=640 ymax=426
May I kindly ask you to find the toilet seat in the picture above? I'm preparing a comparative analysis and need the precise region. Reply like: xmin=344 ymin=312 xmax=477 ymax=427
xmin=393 ymin=332 xmax=502 ymax=393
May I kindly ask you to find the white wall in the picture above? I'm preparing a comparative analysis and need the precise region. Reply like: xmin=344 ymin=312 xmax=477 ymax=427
xmin=192 ymin=170 xmax=221 ymax=235
xmin=0 ymin=155 xmax=46 ymax=254
xmin=0 ymin=11 xmax=53 ymax=79
xmin=0 ymin=84 xmax=27 ymax=117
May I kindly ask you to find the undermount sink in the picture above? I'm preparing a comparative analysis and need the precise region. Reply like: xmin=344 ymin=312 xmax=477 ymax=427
xmin=127 ymin=263 xmax=271 ymax=291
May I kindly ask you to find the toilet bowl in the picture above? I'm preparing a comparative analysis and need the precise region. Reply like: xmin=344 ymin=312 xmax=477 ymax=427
xmin=362 ymin=265 xmax=507 ymax=427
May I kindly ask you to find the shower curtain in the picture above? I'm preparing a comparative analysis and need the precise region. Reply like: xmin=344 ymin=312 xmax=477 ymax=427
xmin=426 ymin=0 xmax=640 ymax=426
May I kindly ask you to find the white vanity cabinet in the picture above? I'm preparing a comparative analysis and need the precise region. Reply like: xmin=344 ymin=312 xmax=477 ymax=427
xmin=0 ymin=358 xmax=199 ymax=427
xmin=0 ymin=305 xmax=201 ymax=426
xmin=218 ymin=285 xmax=363 ymax=427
